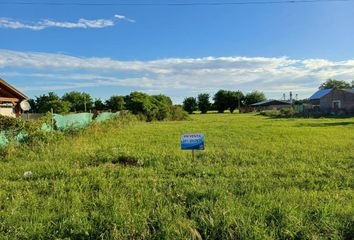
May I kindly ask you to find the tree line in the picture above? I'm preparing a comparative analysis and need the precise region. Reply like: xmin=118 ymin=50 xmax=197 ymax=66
xmin=183 ymin=90 xmax=266 ymax=114
xmin=28 ymin=91 xmax=187 ymax=121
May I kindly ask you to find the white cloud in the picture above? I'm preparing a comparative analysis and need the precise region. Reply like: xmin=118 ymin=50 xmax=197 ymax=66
xmin=0 ymin=15 xmax=134 ymax=30
xmin=0 ymin=49 xmax=353 ymax=101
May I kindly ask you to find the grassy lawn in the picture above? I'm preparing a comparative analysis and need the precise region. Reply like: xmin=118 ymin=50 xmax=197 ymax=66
xmin=0 ymin=114 xmax=353 ymax=239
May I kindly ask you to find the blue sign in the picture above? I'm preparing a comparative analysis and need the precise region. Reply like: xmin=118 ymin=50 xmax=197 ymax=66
xmin=181 ymin=133 xmax=205 ymax=150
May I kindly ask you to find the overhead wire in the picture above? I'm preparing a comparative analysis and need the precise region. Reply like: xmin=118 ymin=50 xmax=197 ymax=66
xmin=0 ymin=0 xmax=353 ymax=6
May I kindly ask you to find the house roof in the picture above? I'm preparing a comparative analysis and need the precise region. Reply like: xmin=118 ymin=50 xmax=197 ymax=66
xmin=0 ymin=78 xmax=28 ymax=100
xmin=250 ymin=99 xmax=291 ymax=107
xmin=342 ymin=88 xmax=354 ymax=94
xmin=309 ymin=89 xmax=332 ymax=100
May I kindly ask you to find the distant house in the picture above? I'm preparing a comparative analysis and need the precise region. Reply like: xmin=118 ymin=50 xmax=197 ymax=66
xmin=250 ymin=100 xmax=291 ymax=111
xmin=0 ymin=78 xmax=28 ymax=117
xmin=319 ymin=89 xmax=354 ymax=114
xmin=308 ymin=89 xmax=332 ymax=106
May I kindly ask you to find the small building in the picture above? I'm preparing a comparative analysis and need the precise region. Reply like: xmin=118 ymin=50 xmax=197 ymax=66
xmin=319 ymin=89 xmax=354 ymax=114
xmin=250 ymin=99 xmax=291 ymax=110
xmin=308 ymin=89 xmax=332 ymax=106
xmin=0 ymin=78 xmax=28 ymax=117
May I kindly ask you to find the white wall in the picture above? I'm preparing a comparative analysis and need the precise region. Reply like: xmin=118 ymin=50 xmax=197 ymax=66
xmin=0 ymin=107 xmax=16 ymax=117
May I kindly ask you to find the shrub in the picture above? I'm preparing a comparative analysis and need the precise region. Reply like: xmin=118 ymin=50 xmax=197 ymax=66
xmin=280 ymin=108 xmax=297 ymax=117
xmin=168 ymin=105 xmax=189 ymax=121
xmin=183 ymin=97 xmax=198 ymax=114
xmin=0 ymin=114 xmax=60 ymax=147
xmin=260 ymin=108 xmax=298 ymax=118
xmin=260 ymin=109 xmax=281 ymax=117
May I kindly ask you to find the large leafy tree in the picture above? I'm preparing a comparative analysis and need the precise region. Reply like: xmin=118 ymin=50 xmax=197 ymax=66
xmin=319 ymin=79 xmax=352 ymax=90
xmin=213 ymin=90 xmax=229 ymax=113
xmin=35 ymin=92 xmax=71 ymax=113
xmin=197 ymin=93 xmax=211 ymax=114
xmin=124 ymin=92 xmax=153 ymax=115
xmin=182 ymin=97 xmax=198 ymax=114
xmin=106 ymin=96 xmax=125 ymax=111
xmin=152 ymin=95 xmax=173 ymax=106
xmin=62 ymin=91 xmax=93 ymax=112
xmin=244 ymin=91 xmax=266 ymax=106
xmin=227 ymin=91 xmax=244 ymax=113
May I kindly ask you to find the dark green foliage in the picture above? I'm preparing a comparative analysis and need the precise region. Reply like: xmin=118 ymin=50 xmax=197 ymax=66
xmin=213 ymin=90 xmax=244 ymax=113
xmin=152 ymin=94 xmax=173 ymax=106
xmin=62 ymin=91 xmax=93 ymax=112
xmin=227 ymin=91 xmax=244 ymax=113
xmin=213 ymin=90 xmax=229 ymax=113
xmin=27 ymin=99 xmax=37 ymax=113
xmin=93 ymin=98 xmax=106 ymax=111
xmin=319 ymin=79 xmax=353 ymax=90
xmin=35 ymin=92 xmax=71 ymax=113
xmin=125 ymin=92 xmax=187 ymax=121
xmin=183 ymin=97 xmax=198 ymax=114
xmin=244 ymin=90 xmax=266 ymax=106
xmin=125 ymin=92 xmax=152 ymax=115
xmin=197 ymin=93 xmax=211 ymax=114
xmin=105 ymin=95 xmax=125 ymax=111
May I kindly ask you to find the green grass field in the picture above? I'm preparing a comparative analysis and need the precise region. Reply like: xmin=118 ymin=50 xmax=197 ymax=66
xmin=0 ymin=114 xmax=353 ymax=239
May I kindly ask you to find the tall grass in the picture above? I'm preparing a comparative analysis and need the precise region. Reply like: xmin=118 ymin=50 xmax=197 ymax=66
xmin=0 ymin=114 xmax=353 ymax=239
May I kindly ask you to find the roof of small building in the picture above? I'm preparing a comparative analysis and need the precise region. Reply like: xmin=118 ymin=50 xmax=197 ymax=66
xmin=309 ymin=89 xmax=332 ymax=100
xmin=342 ymin=88 xmax=354 ymax=94
xmin=0 ymin=78 xmax=28 ymax=100
xmin=250 ymin=99 xmax=291 ymax=107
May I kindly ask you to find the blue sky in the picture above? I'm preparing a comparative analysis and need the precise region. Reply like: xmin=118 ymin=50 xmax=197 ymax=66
xmin=0 ymin=0 xmax=354 ymax=103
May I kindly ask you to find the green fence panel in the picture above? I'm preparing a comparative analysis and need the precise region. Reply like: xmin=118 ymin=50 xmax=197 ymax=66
xmin=95 ymin=112 xmax=120 ymax=122
xmin=294 ymin=104 xmax=304 ymax=112
xmin=54 ymin=113 xmax=94 ymax=131
xmin=0 ymin=131 xmax=9 ymax=147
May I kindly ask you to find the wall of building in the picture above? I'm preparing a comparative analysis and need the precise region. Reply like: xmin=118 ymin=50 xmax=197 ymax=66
xmin=0 ymin=107 xmax=16 ymax=117
xmin=320 ymin=90 xmax=354 ymax=114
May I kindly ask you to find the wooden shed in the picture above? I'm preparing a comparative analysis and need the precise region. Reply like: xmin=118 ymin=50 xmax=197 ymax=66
xmin=0 ymin=78 xmax=28 ymax=117
xmin=319 ymin=89 xmax=354 ymax=114
xmin=250 ymin=99 xmax=291 ymax=111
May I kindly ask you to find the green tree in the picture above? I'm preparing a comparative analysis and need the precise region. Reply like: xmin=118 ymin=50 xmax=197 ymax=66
xmin=93 ymin=99 xmax=106 ymax=111
xmin=319 ymin=79 xmax=352 ymax=90
xmin=151 ymin=95 xmax=173 ymax=106
xmin=35 ymin=92 xmax=71 ymax=113
xmin=125 ymin=92 xmax=154 ymax=115
xmin=228 ymin=91 xmax=244 ymax=113
xmin=213 ymin=90 xmax=229 ymax=113
xmin=197 ymin=93 xmax=211 ymax=114
xmin=106 ymin=96 xmax=125 ymax=111
xmin=182 ymin=97 xmax=198 ymax=114
xmin=244 ymin=91 xmax=266 ymax=106
xmin=62 ymin=91 xmax=93 ymax=112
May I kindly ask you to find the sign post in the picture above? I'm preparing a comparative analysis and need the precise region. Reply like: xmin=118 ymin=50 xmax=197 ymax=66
xmin=181 ymin=133 xmax=205 ymax=161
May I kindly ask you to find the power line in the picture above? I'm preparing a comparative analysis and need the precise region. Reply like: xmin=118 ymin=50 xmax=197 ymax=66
xmin=0 ymin=0 xmax=352 ymax=6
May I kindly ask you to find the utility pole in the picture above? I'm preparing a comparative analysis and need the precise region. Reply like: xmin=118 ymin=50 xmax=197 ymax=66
xmin=84 ymin=96 xmax=87 ymax=112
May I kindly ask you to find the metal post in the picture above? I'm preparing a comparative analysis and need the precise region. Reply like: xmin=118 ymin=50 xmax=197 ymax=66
xmin=192 ymin=149 xmax=195 ymax=162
